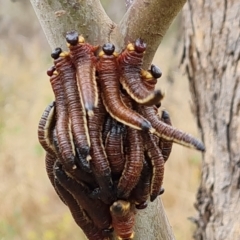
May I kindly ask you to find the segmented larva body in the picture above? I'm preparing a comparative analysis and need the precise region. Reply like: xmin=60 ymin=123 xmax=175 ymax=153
xmin=117 ymin=126 xmax=144 ymax=199
xmin=102 ymin=114 xmax=113 ymax=145
xmin=130 ymin=158 xmax=152 ymax=209
xmin=88 ymin=89 xmax=114 ymax=204
xmin=66 ymin=31 xmax=98 ymax=116
xmin=105 ymin=119 xmax=126 ymax=178
xmin=45 ymin=153 xmax=67 ymax=205
xmin=141 ymin=106 xmax=205 ymax=151
xmin=159 ymin=110 xmax=173 ymax=162
xmin=54 ymin=51 xmax=91 ymax=164
xmin=97 ymin=43 xmax=154 ymax=133
xmin=54 ymin=163 xmax=112 ymax=231
xmin=52 ymin=126 xmax=97 ymax=188
xmin=117 ymin=94 xmax=144 ymax=199
xmin=143 ymin=132 xmax=165 ymax=202
xmin=110 ymin=200 xmax=135 ymax=240
xmin=53 ymin=170 xmax=107 ymax=240
xmin=118 ymin=39 xmax=162 ymax=106
xmin=48 ymin=65 xmax=76 ymax=170
xmin=38 ymin=101 xmax=57 ymax=156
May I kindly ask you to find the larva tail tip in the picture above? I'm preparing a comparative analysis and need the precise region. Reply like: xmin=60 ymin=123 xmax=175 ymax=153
xmin=155 ymin=102 xmax=161 ymax=108
xmin=159 ymin=187 xmax=165 ymax=195
xmin=155 ymin=89 xmax=164 ymax=100
xmin=141 ymin=121 xmax=152 ymax=132
xmin=150 ymin=194 xmax=158 ymax=202
xmin=161 ymin=110 xmax=170 ymax=119
xmin=197 ymin=143 xmax=206 ymax=152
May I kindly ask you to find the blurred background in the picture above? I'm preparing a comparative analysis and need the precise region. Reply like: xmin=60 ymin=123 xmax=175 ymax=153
xmin=0 ymin=1 xmax=202 ymax=239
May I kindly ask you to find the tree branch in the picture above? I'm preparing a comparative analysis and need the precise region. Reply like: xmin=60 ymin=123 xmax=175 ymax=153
xmin=134 ymin=198 xmax=175 ymax=240
xmin=30 ymin=0 xmax=114 ymax=50
xmin=30 ymin=0 xmax=186 ymax=239
xmin=111 ymin=0 xmax=186 ymax=68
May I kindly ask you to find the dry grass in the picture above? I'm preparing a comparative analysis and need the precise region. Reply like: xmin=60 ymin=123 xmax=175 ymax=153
xmin=0 ymin=1 xmax=201 ymax=239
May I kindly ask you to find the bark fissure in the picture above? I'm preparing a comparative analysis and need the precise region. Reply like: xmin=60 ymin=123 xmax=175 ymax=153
xmin=182 ymin=1 xmax=240 ymax=239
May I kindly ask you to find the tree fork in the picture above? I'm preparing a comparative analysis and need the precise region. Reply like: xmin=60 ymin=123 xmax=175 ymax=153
xmin=30 ymin=0 xmax=187 ymax=239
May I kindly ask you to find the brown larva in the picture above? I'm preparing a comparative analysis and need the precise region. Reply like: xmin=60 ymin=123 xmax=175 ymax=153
xmin=141 ymin=105 xmax=205 ymax=151
xmin=52 ymin=48 xmax=91 ymax=171
xmin=117 ymin=125 xmax=144 ymax=199
xmin=53 ymin=164 xmax=108 ymax=240
xmin=105 ymin=119 xmax=126 ymax=179
xmin=66 ymin=31 xmax=98 ymax=116
xmin=51 ymin=127 xmax=97 ymax=189
xmin=47 ymin=63 xmax=76 ymax=170
xmin=130 ymin=157 xmax=152 ymax=209
xmin=88 ymin=88 xmax=114 ymax=204
xmin=143 ymin=132 xmax=165 ymax=202
xmin=37 ymin=101 xmax=57 ymax=156
xmin=110 ymin=200 xmax=135 ymax=240
xmin=118 ymin=39 xmax=163 ymax=106
xmin=97 ymin=43 xmax=154 ymax=133
xmin=102 ymin=114 xmax=113 ymax=145
xmin=54 ymin=162 xmax=112 ymax=232
xmin=159 ymin=110 xmax=173 ymax=162
xmin=45 ymin=153 xmax=67 ymax=205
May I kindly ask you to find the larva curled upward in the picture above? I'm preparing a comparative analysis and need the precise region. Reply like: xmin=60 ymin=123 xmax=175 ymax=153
xmin=37 ymin=101 xmax=56 ymax=156
xmin=97 ymin=43 xmax=154 ymax=133
xmin=110 ymin=200 xmax=135 ymax=240
xmin=52 ymin=48 xmax=91 ymax=172
xmin=66 ymin=31 xmax=98 ymax=116
xmin=118 ymin=39 xmax=163 ymax=106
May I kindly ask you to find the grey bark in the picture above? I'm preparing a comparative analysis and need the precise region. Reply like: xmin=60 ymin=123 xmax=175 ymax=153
xmin=29 ymin=0 xmax=187 ymax=239
xmin=182 ymin=1 xmax=240 ymax=239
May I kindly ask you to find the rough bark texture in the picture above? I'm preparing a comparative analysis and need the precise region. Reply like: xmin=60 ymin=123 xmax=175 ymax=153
xmin=29 ymin=0 xmax=187 ymax=239
xmin=182 ymin=1 xmax=240 ymax=239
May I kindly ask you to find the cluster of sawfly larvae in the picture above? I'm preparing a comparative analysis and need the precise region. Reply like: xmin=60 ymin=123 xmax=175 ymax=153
xmin=38 ymin=30 xmax=205 ymax=240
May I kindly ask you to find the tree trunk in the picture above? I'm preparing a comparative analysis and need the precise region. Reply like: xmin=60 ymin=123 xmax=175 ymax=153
xmin=182 ymin=1 xmax=240 ymax=239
